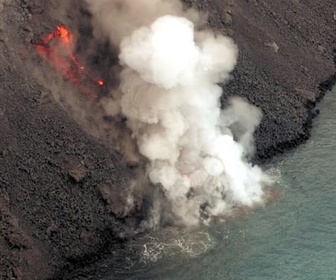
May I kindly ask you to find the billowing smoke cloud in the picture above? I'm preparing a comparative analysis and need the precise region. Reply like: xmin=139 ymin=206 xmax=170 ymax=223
xmin=83 ymin=0 xmax=273 ymax=226
xmin=85 ymin=0 xmax=203 ymax=46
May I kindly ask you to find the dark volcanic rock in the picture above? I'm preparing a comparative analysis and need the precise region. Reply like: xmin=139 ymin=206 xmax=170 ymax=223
xmin=184 ymin=0 xmax=335 ymax=160
xmin=0 ymin=0 xmax=335 ymax=279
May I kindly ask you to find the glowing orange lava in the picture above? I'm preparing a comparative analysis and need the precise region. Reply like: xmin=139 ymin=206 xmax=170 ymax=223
xmin=35 ymin=25 xmax=105 ymax=99
xmin=57 ymin=25 xmax=70 ymax=39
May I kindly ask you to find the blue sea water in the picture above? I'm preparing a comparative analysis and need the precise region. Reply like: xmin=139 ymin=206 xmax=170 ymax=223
xmin=98 ymin=87 xmax=336 ymax=280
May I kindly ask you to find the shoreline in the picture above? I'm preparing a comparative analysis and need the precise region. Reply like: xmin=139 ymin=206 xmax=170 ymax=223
xmin=0 ymin=0 xmax=335 ymax=279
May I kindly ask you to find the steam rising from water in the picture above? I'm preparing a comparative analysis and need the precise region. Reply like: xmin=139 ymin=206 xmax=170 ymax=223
xmin=84 ymin=0 xmax=273 ymax=226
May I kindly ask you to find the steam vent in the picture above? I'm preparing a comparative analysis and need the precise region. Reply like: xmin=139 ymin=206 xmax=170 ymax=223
xmin=0 ymin=0 xmax=335 ymax=279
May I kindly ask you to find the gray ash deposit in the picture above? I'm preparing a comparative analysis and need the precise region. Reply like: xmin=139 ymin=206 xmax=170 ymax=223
xmin=0 ymin=0 xmax=335 ymax=279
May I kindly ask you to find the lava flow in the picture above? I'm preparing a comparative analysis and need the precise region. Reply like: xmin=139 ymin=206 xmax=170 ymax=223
xmin=35 ymin=25 xmax=105 ymax=99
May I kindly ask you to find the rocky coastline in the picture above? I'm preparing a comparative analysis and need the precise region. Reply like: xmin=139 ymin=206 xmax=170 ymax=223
xmin=0 ymin=0 xmax=335 ymax=279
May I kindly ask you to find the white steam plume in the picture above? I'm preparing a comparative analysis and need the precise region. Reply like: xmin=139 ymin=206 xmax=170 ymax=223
xmin=85 ymin=0 xmax=202 ymax=46
xmin=86 ymin=1 xmax=273 ymax=226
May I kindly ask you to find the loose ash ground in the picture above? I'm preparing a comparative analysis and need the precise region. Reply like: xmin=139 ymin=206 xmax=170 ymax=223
xmin=81 ymin=0 xmax=274 ymax=227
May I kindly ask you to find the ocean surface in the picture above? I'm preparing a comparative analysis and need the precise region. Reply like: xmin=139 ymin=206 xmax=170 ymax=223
xmin=99 ymin=86 xmax=336 ymax=280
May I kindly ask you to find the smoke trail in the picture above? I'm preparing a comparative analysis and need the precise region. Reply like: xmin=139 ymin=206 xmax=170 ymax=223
xmin=85 ymin=1 xmax=272 ymax=226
